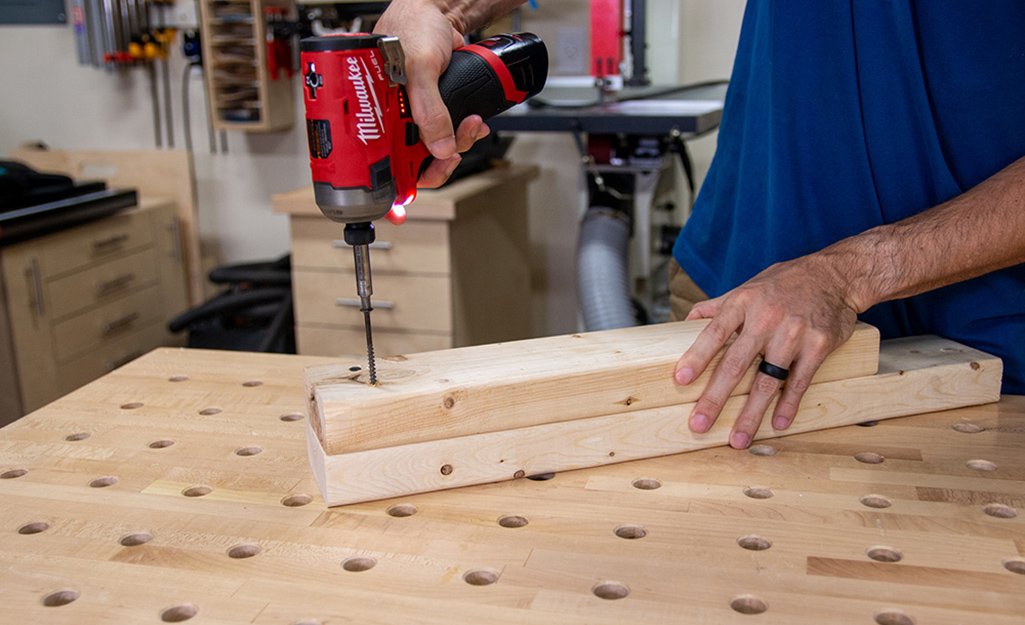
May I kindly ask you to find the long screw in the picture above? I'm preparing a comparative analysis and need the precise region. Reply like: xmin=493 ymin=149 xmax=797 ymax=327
xmin=362 ymin=307 xmax=377 ymax=385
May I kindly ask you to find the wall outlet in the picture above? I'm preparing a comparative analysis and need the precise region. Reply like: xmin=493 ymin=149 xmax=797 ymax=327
xmin=167 ymin=0 xmax=199 ymax=29
xmin=555 ymin=26 xmax=587 ymax=75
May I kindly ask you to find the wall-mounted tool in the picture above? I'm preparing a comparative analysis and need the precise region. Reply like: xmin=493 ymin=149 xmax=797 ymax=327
xmin=69 ymin=0 xmax=179 ymax=149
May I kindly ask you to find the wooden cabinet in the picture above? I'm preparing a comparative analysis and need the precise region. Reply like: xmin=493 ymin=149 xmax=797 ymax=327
xmin=273 ymin=164 xmax=539 ymax=357
xmin=0 ymin=200 xmax=188 ymax=423
xmin=199 ymin=0 xmax=295 ymax=132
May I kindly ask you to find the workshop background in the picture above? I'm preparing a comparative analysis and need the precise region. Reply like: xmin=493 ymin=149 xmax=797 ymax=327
xmin=0 ymin=0 xmax=744 ymax=337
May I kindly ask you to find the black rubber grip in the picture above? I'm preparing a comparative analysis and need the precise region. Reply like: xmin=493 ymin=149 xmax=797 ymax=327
xmin=438 ymin=33 xmax=548 ymax=132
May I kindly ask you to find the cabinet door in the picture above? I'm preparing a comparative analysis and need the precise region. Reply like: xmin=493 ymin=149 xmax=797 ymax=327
xmin=0 ymin=243 xmax=59 ymax=412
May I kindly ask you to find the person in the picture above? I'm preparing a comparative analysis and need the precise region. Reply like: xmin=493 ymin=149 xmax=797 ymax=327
xmin=375 ymin=0 xmax=1025 ymax=448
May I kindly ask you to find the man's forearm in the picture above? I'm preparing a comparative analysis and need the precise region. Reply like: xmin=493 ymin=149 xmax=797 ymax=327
xmin=426 ymin=0 xmax=528 ymax=34
xmin=818 ymin=155 xmax=1025 ymax=313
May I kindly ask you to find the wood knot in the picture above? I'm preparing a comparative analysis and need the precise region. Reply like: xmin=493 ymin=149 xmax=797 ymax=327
xmin=442 ymin=397 xmax=456 ymax=409
xmin=440 ymin=464 xmax=453 ymax=475
xmin=621 ymin=396 xmax=637 ymax=406
xmin=970 ymin=361 xmax=980 ymax=370
xmin=513 ymin=470 xmax=526 ymax=479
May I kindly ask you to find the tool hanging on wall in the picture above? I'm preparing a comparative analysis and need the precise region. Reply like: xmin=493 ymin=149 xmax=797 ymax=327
xmin=70 ymin=0 xmax=178 ymax=149
xmin=181 ymin=30 xmax=218 ymax=155
xmin=264 ymin=6 xmax=294 ymax=81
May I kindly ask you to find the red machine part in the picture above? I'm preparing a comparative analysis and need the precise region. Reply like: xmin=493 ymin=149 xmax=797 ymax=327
xmin=265 ymin=7 xmax=294 ymax=80
xmin=590 ymin=0 xmax=623 ymax=78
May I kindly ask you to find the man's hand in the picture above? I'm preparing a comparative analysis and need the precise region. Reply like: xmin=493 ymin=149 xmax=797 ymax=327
xmin=373 ymin=0 xmax=495 ymax=188
xmin=673 ymin=153 xmax=1025 ymax=449
xmin=675 ymin=254 xmax=861 ymax=449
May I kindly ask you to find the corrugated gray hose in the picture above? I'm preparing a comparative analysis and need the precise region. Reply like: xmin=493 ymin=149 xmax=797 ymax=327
xmin=577 ymin=207 xmax=636 ymax=331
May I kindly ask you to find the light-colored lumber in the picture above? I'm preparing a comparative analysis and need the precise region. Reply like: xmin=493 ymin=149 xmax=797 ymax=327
xmin=0 ymin=346 xmax=1022 ymax=624
xmin=305 ymin=320 xmax=881 ymax=455
xmin=307 ymin=336 xmax=1002 ymax=506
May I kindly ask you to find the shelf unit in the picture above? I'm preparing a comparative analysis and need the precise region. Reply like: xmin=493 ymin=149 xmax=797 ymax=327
xmin=199 ymin=0 xmax=295 ymax=132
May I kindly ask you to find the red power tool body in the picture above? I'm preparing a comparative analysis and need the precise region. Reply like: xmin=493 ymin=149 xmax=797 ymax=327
xmin=299 ymin=32 xmax=548 ymax=383
xmin=301 ymin=32 xmax=547 ymax=223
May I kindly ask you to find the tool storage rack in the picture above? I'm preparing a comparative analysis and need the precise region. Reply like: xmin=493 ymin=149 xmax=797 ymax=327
xmin=198 ymin=0 xmax=294 ymax=132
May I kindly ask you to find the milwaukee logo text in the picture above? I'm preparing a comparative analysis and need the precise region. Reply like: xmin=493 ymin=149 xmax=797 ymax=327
xmin=348 ymin=57 xmax=384 ymax=145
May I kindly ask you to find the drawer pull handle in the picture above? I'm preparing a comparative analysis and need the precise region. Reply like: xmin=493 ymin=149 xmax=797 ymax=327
xmin=168 ymin=216 xmax=183 ymax=266
xmin=106 ymin=350 xmax=144 ymax=372
xmin=92 ymin=234 xmax=130 ymax=253
xmin=97 ymin=273 xmax=136 ymax=294
xmin=332 ymin=240 xmax=393 ymax=251
xmin=102 ymin=312 xmax=140 ymax=335
xmin=28 ymin=257 xmax=45 ymax=317
xmin=336 ymin=298 xmax=395 ymax=310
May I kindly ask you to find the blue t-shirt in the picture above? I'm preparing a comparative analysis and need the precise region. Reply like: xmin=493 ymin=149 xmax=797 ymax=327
xmin=674 ymin=0 xmax=1025 ymax=394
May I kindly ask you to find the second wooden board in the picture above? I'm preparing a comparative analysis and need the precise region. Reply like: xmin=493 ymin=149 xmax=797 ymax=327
xmin=308 ymin=336 xmax=1001 ymax=506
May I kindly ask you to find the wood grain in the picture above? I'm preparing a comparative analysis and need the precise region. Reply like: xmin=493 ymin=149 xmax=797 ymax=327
xmin=306 ymin=320 xmax=881 ymax=455
xmin=0 ymin=347 xmax=1022 ymax=624
xmin=308 ymin=336 xmax=1002 ymax=506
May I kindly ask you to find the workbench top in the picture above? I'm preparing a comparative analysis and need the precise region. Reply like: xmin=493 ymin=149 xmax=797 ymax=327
xmin=1 ymin=348 xmax=1023 ymax=624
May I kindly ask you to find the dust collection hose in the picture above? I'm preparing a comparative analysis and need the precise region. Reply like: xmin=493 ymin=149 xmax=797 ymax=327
xmin=577 ymin=207 xmax=636 ymax=331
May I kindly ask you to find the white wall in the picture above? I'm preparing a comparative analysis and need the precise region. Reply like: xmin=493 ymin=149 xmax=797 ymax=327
xmin=0 ymin=0 xmax=745 ymax=337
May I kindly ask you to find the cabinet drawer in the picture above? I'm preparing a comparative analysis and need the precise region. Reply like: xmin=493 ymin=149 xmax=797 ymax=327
xmin=297 ymin=325 xmax=451 ymax=358
xmin=52 ymin=284 xmax=165 ymax=363
xmin=56 ymin=321 xmax=168 ymax=399
xmin=293 ymin=270 xmax=452 ymax=333
xmin=39 ymin=208 xmax=154 ymax=278
xmin=291 ymin=217 xmax=450 ymax=274
xmin=46 ymin=248 xmax=159 ymax=320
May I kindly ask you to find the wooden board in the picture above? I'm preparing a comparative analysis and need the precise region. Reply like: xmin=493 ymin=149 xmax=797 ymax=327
xmin=308 ymin=336 xmax=1002 ymax=506
xmin=10 ymin=148 xmax=204 ymax=306
xmin=305 ymin=320 xmax=881 ymax=455
xmin=0 ymin=347 xmax=1022 ymax=624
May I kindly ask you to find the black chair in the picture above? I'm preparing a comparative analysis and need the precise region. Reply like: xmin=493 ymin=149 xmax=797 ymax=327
xmin=168 ymin=255 xmax=295 ymax=353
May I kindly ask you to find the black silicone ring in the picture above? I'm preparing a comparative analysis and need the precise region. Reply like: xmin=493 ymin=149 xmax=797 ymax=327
xmin=758 ymin=360 xmax=790 ymax=381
